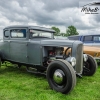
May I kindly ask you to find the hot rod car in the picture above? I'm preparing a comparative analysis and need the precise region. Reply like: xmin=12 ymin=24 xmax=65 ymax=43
xmin=0 ymin=25 xmax=97 ymax=94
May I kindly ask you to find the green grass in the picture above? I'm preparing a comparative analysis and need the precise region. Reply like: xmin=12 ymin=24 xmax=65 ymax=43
xmin=0 ymin=63 xmax=100 ymax=100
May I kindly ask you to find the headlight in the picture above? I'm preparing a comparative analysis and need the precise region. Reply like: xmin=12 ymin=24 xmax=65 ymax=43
xmin=66 ymin=57 xmax=76 ymax=67
xmin=83 ymin=54 xmax=88 ymax=62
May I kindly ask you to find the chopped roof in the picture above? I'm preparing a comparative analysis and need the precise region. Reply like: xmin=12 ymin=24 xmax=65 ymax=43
xmin=4 ymin=25 xmax=55 ymax=33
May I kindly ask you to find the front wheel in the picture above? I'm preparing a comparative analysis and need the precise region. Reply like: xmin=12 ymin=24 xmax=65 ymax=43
xmin=83 ymin=55 xmax=97 ymax=76
xmin=46 ymin=59 xmax=76 ymax=94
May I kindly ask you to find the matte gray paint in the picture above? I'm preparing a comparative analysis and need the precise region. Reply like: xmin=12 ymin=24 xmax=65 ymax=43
xmin=0 ymin=26 xmax=83 ymax=75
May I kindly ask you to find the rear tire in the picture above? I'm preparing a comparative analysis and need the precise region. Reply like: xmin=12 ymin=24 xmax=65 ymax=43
xmin=46 ymin=59 xmax=76 ymax=94
xmin=96 ymin=60 xmax=100 ymax=66
xmin=97 ymin=62 xmax=100 ymax=66
xmin=83 ymin=55 xmax=97 ymax=76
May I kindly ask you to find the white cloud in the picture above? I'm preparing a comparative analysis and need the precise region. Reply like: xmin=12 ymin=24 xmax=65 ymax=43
xmin=0 ymin=0 xmax=99 ymax=35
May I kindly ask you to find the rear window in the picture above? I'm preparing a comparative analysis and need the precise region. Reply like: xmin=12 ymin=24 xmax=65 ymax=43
xmin=83 ymin=36 xmax=93 ymax=41
xmin=68 ymin=36 xmax=79 ymax=40
xmin=93 ymin=36 xmax=100 ymax=41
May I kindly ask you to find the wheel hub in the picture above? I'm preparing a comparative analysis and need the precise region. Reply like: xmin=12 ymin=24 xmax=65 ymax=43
xmin=53 ymin=69 xmax=64 ymax=84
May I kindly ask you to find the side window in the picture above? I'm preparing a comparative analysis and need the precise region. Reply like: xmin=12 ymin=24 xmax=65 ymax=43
xmin=93 ymin=36 xmax=100 ymax=42
xmin=4 ymin=30 xmax=9 ymax=38
xmin=10 ymin=29 xmax=26 ymax=38
xmin=83 ymin=36 xmax=93 ymax=41
xmin=68 ymin=36 xmax=79 ymax=40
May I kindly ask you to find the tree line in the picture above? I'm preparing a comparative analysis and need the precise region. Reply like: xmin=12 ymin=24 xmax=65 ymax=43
xmin=51 ymin=25 xmax=79 ymax=36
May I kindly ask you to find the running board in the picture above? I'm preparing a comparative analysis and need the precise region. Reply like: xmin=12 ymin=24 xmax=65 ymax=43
xmin=26 ymin=67 xmax=46 ymax=75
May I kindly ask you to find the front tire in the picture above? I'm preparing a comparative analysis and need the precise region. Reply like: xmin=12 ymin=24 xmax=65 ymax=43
xmin=83 ymin=55 xmax=97 ymax=76
xmin=46 ymin=59 xmax=76 ymax=94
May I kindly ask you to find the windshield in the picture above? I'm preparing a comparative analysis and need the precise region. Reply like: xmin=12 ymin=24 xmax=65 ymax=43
xmin=29 ymin=30 xmax=53 ymax=38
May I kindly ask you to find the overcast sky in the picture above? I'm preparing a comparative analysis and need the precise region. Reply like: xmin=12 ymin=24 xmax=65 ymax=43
xmin=0 ymin=0 xmax=100 ymax=37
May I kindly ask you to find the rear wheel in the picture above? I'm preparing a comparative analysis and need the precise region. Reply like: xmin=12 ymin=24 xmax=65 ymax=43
xmin=46 ymin=59 xmax=76 ymax=94
xmin=96 ymin=59 xmax=100 ymax=66
xmin=83 ymin=55 xmax=97 ymax=76
xmin=97 ymin=62 xmax=100 ymax=66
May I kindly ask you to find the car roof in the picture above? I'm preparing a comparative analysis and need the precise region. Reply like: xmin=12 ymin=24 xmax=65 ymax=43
xmin=68 ymin=34 xmax=100 ymax=37
xmin=4 ymin=25 xmax=56 ymax=33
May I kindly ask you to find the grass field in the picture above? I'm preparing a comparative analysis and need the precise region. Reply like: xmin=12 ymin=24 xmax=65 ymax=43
xmin=0 ymin=63 xmax=100 ymax=100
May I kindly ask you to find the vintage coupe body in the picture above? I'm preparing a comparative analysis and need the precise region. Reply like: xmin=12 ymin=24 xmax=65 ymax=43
xmin=0 ymin=25 xmax=97 ymax=94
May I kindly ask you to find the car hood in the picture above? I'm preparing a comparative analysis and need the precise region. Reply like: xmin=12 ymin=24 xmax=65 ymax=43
xmin=40 ymin=39 xmax=82 ymax=47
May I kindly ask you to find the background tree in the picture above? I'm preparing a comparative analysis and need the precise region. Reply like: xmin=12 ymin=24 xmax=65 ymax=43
xmin=60 ymin=33 xmax=65 ymax=36
xmin=66 ymin=25 xmax=79 ymax=36
xmin=51 ymin=26 xmax=60 ymax=36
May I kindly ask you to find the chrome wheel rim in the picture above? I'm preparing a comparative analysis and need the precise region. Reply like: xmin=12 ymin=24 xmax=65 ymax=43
xmin=53 ymin=69 xmax=65 ymax=85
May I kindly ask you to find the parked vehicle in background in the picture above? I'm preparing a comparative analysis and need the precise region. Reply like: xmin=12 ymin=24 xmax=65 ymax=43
xmin=54 ymin=36 xmax=68 ymax=39
xmin=64 ymin=46 xmax=100 ymax=60
xmin=83 ymin=46 xmax=100 ymax=60
xmin=67 ymin=34 xmax=100 ymax=47
xmin=83 ymin=46 xmax=100 ymax=65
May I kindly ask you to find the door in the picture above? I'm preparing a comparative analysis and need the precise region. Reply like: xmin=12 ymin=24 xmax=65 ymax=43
xmin=9 ymin=28 xmax=28 ymax=63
